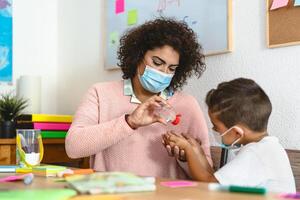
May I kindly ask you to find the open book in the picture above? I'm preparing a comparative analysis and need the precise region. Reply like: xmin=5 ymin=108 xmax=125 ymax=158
xmin=65 ymin=172 xmax=156 ymax=194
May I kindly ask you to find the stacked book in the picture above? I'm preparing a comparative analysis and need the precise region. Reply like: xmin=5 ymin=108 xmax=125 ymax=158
xmin=16 ymin=114 xmax=73 ymax=139
xmin=16 ymin=165 xmax=67 ymax=177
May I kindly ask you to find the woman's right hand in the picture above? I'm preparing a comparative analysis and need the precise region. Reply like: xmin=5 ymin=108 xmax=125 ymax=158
xmin=126 ymin=95 xmax=169 ymax=129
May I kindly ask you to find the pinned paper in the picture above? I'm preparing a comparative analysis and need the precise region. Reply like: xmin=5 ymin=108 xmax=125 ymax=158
xmin=109 ymin=31 xmax=119 ymax=46
xmin=160 ymin=180 xmax=198 ymax=188
xmin=270 ymin=0 xmax=289 ymax=10
xmin=115 ymin=0 xmax=124 ymax=14
xmin=294 ymin=0 xmax=300 ymax=6
xmin=127 ymin=9 xmax=138 ymax=25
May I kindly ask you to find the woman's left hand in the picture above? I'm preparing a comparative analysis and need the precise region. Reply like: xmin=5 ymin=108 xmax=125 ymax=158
xmin=162 ymin=131 xmax=187 ymax=161
xmin=162 ymin=131 xmax=205 ymax=161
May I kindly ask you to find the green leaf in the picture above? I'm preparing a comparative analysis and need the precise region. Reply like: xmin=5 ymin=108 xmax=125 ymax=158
xmin=0 ymin=92 xmax=28 ymax=121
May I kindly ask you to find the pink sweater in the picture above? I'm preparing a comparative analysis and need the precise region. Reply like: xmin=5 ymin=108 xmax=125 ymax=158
xmin=65 ymin=80 xmax=211 ymax=179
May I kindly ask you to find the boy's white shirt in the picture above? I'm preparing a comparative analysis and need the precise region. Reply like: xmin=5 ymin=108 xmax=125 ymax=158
xmin=214 ymin=136 xmax=296 ymax=193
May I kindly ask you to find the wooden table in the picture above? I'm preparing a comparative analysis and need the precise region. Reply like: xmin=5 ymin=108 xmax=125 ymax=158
xmin=0 ymin=173 xmax=279 ymax=200
xmin=0 ymin=139 xmax=89 ymax=168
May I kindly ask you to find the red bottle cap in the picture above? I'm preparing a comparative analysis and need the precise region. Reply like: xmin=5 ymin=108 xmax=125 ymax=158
xmin=172 ymin=114 xmax=181 ymax=125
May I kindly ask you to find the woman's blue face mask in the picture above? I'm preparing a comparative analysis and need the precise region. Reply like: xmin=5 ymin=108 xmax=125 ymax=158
xmin=138 ymin=65 xmax=174 ymax=93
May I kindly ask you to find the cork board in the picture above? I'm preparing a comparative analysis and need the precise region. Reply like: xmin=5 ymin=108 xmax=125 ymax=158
xmin=267 ymin=0 xmax=300 ymax=48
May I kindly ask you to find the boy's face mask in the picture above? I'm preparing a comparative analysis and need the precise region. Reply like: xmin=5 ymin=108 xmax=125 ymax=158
xmin=212 ymin=126 xmax=244 ymax=150
xmin=138 ymin=65 xmax=174 ymax=93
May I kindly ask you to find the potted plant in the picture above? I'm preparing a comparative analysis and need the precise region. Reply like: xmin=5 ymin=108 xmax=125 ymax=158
xmin=0 ymin=93 xmax=28 ymax=138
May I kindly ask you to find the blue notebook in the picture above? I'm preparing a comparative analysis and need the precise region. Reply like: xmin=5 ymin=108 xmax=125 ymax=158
xmin=0 ymin=165 xmax=16 ymax=173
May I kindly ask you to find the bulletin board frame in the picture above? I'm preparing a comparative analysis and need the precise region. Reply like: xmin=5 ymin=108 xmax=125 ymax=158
xmin=267 ymin=0 xmax=300 ymax=48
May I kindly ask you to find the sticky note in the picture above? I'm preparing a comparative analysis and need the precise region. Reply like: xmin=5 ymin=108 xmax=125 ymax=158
xmin=115 ymin=0 xmax=124 ymax=14
xmin=295 ymin=0 xmax=300 ymax=6
xmin=160 ymin=180 xmax=198 ymax=188
xmin=270 ymin=0 xmax=289 ymax=10
xmin=109 ymin=31 xmax=119 ymax=46
xmin=127 ymin=9 xmax=138 ymax=25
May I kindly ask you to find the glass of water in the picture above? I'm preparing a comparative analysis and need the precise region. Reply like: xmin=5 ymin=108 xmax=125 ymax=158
xmin=16 ymin=129 xmax=44 ymax=167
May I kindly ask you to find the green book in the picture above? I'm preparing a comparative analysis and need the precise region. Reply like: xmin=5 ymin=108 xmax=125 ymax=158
xmin=0 ymin=189 xmax=76 ymax=200
xmin=41 ymin=131 xmax=67 ymax=138
xmin=16 ymin=165 xmax=67 ymax=177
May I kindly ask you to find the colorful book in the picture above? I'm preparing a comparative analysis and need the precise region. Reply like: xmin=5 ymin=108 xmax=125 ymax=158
xmin=41 ymin=131 xmax=67 ymax=138
xmin=65 ymin=172 xmax=156 ymax=194
xmin=16 ymin=114 xmax=73 ymax=123
xmin=16 ymin=122 xmax=71 ymax=131
xmin=16 ymin=165 xmax=67 ymax=177
xmin=0 ymin=165 xmax=17 ymax=173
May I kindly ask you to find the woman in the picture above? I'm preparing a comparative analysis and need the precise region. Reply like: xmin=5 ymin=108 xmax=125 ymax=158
xmin=65 ymin=18 xmax=211 ymax=179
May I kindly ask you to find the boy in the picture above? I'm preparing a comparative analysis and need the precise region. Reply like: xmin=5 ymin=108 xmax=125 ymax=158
xmin=163 ymin=78 xmax=295 ymax=193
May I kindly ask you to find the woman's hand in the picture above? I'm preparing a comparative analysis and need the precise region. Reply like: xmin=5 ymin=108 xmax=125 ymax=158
xmin=162 ymin=131 xmax=187 ymax=161
xmin=162 ymin=131 xmax=205 ymax=161
xmin=126 ymin=95 xmax=169 ymax=129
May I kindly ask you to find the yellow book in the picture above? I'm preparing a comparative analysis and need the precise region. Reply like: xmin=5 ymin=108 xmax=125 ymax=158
xmin=16 ymin=114 xmax=73 ymax=123
xmin=16 ymin=165 xmax=67 ymax=177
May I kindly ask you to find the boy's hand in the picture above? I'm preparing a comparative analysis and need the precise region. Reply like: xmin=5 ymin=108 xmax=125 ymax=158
xmin=181 ymin=133 xmax=205 ymax=157
xmin=165 ymin=131 xmax=190 ymax=150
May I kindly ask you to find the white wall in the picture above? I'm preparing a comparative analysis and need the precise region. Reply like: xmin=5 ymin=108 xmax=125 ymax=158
xmin=57 ymin=0 xmax=300 ymax=149
xmin=0 ymin=0 xmax=58 ymax=114
xmin=185 ymin=0 xmax=300 ymax=149
xmin=57 ymin=0 xmax=121 ymax=114
xmin=1 ymin=0 xmax=299 ymax=149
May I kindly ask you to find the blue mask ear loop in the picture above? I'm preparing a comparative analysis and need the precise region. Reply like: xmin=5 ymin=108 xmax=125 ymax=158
xmin=231 ymin=126 xmax=244 ymax=147
xmin=221 ymin=126 xmax=244 ymax=148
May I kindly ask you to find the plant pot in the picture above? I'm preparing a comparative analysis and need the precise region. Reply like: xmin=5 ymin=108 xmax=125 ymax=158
xmin=0 ymin=121 xmax=16 ymax=138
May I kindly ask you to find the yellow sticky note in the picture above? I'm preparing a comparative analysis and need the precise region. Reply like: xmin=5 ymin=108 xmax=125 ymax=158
xmin=127 ymin=9 xmax=138 ymax=25
xmin=109 ymin=31 xmax=119 ymax=46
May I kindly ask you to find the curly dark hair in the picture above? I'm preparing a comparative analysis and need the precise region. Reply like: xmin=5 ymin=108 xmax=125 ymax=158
xmin=117 ymin=18 xmax=206 ymax=91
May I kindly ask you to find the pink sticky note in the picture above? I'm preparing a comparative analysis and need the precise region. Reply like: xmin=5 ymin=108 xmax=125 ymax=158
xmin=115 ymin=0 xmax=125 ymax=14
xmin=270 ymin=0 xmax=289 ymax=10
xmin=160 ymin=181 xmax=198 ymax=188
xmin=0 ymin=173 xmax=28 ymax=182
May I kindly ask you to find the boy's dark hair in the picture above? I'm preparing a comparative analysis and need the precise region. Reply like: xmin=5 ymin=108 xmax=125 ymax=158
xmin=205 ymin=78 xmax=272 ymax=132
xmin=117 ymin=17 xmax=206 ymax=91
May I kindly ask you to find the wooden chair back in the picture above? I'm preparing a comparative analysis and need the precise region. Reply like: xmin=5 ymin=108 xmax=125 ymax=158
xmin=286 ymin=149 xmax=300 ymax=191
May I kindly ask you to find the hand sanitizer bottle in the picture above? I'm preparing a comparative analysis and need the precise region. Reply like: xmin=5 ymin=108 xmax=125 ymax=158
xmin=154 ymin=104 xmax=181 ymax=125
